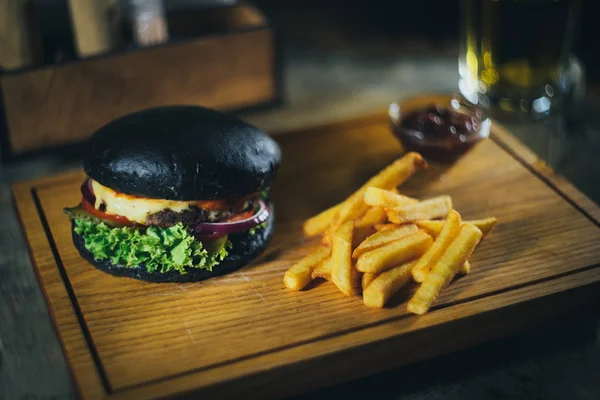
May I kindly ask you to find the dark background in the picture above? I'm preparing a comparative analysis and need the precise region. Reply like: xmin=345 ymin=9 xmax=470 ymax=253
xmin=255 ymin=0 xmax=599 ymax=88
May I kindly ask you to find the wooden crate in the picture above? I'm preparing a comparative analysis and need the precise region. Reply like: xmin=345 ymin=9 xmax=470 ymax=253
xmin=0 ymin=4 xmax=281 ymax=157
xmin=12 ymin=113 xmax=600 ymax=399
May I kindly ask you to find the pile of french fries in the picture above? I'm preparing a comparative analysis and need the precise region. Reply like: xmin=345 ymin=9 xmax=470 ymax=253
xmin=283 ymin=152 xmax=498 ymax=315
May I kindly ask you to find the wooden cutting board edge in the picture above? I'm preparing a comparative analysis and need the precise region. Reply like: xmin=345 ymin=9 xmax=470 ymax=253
xmin=11 ymin=113 xmax=600 ymax=400
xmin=12 ymin=179 xmax=107 ymax=400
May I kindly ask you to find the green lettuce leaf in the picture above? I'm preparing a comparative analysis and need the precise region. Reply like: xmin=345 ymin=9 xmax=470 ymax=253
xmin=73 ymin=219 xmax=230 ymax=274
xmin=248 ymin=221 xmax=267 ymax=236
xmin=260 ymin=188 xmax=270 ymax=202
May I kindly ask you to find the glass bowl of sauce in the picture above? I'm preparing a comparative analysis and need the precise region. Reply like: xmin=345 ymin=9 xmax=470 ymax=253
xmin=388 ymin=94 xmax=491 ymax=161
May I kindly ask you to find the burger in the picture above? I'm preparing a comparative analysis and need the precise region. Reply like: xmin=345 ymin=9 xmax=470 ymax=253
xmin=64 ymin=106 xmax=281 ymax=283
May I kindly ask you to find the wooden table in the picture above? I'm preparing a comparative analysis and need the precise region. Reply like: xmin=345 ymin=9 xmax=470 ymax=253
xmin=2 ymin=52 xmax=600 ymax=400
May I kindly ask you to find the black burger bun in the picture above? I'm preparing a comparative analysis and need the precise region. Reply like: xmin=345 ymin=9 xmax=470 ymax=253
xmin=84 ymin=106 xmax=281 ymax=200
xmin=72 ymin=208 xmax=275 ymax=283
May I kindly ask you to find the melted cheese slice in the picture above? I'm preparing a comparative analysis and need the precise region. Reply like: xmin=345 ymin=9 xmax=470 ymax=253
xmin=91 ymin=180 xmax=193 ymax=224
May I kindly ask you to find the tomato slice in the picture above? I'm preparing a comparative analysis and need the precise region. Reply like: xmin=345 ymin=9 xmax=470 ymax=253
xmin=81 ymin=198 xmax=133 ymax=225
xmin=193 ymin=193 xmax=257 ymax=211
xmin=223 ymin=209 xmax=255 ymax=222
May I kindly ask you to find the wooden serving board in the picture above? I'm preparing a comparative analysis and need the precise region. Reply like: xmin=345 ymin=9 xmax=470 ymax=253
xmin=13 ymin=113 xmax=600 ymax=400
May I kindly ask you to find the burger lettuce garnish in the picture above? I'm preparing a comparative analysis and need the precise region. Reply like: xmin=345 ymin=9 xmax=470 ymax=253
xmin=65 ymin=178 xmax=270 ymax=274
xmin=74 ymin=220 xmax=230 ymax=273
xmin=248 ymin=221 xmax=268 ymax=236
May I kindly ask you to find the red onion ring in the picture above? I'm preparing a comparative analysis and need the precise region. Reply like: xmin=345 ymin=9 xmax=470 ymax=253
xmin=81 ymin=178 xmax=96 ymax=204
xmin=190 ymin=200 xmax=270 ymax=235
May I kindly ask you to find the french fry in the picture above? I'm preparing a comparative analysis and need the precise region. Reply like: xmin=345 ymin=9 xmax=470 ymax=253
xmin=321 ymin=230 xmax=335 ymax=247
xmin=362 ymin=272 xmax=377 ymax=291
xmin=357 ymin=207 xmax=387 ymax=226
xmin=352 ymin=207 xmax=387 ymax=248
xmin=352 ymin=228 xmax=375 ymax=249
xmin=364 ymin=187 xmax=419 ymax=208
xmin=331 ymin=221 xmax=357 ymax=296
xmin=386 ymin=195 xmax=452 ymax=224
xmin=325 ymin=207 xmax=387 ymax=247
xmin=351 ymin=266 xmax=363 ymax=295
xmin=356 ymin=230 xmax=432 ymax=274
xmin=283 ymin=246 xmax=332 ymax=291
xmin=352 ymin=224 xmax=418 ymax=259
xmin=303 ymin=203 xmax=343 ymax=237
xmin=326 ymin=153 xmax=427 ymax=238
xmin=459 ymin=260 xmax=471 ymax=275
xmin=363 ymin=261 xmax=416 ymax=308
xmin=416 ymin=217 xmax=498 ymax=237
xmin=288 ymin=149 xmax=495 ymax=312
xmin=374 ymin=223 xmax=401 ymax=232
xmin=407 ymin=224 xmax=483 ymax=315
xmin=415 ymin=220 xmax=444 ymax=236
xmin=467 ymin=217 xmax=499 ymax=237
xmin=312 ymin=257 xmax=332 ymax=280
xmin=411 ymin=210 xmax=462 ymax=283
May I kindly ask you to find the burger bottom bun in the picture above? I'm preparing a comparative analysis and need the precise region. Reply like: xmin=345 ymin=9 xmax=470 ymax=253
xmin=72 ymin=206 xmax=275 ymax=283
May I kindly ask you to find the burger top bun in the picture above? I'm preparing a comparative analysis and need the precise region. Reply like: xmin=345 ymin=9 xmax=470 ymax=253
xmin=84 ymin=106 xmax=281 ymax=200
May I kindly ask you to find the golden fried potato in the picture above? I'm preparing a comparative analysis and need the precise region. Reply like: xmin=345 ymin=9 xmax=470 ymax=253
xmin=412 ymin=210 xmax=461 ymax=283
xmin=302 ymin=203 xmax=343 ymax=237
xmin=416 ymin=217 xmax=498 ymax=237
xmin=374 ymin=223 xmax=402 ymax=232
xmin=352 ymin=224 xmax=418 ymax=259
xmin=321 ymin=229 xmax=334 ymax=247
xmin=362 ymin=272 xmax=377 ymax=291
xmin=386 ymin=196 xmax=452 ymax=224
xmin=357 ymin=207 xmax=387 ymax=226
xmin=356 ymin=230 xmax=432 ymax=274
xmin=415 ymin=220 xmax=443 ymax=236
xmin=326 ymin=207 xmax=385 ymax=247
xmin=284 ymin=246 xmax=332 ymax=291
xmin=459 ymin=260 xmax=471 ymax=275
xmin=407 ymin=224 xmax=483 ymax=315
xmin=364 ymin=187 xmax=418 ymax=208
xmin=325 ymin=153 xmax=427 ymax=239
xmin=352 ymin=207 xmax=387 ymax=248
xmin=363 ymin=260 xmax=416 ymax=308
xmin=331 ymin=221 xmax=357 ymax=296
xmin=312 ymin=257 xmax=332 ymax=280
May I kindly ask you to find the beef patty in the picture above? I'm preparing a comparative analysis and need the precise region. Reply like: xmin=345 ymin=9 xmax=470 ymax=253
xmin=145 ymin=198 xmax=256 ymax=228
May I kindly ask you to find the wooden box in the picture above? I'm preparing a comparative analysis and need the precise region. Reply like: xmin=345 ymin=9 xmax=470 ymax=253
xmin=0 ymin=4 xmax=281 ymax=158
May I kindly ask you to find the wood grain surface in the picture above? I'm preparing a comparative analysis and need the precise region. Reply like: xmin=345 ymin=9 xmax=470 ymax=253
xmin=12 ymin=114 xmax=600 ymax=399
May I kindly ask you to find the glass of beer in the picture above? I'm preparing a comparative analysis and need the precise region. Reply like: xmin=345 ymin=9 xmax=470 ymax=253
xmin=459 ymin=0 xmax=582 ymax=118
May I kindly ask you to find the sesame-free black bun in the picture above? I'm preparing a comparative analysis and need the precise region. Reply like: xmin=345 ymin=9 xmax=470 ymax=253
xmin=72 ymin=208 xmax=275 ymax=283
xmin=84 ymin=106 xmax=281 ymax=200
